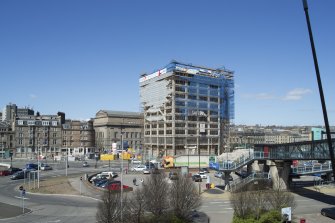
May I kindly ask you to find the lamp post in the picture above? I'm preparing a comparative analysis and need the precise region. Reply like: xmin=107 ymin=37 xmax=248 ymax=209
xmin=198 ymin=144 xmax=201 ymax=194
xmin=37 ymin=146 xmax=40 ymax=188
xmin=1 ymin=134 xmax=3 ymax=163
xmin=120 ymin=120 xmax=124 ymax=223
xmin=302 ymin=0 xmax=335 ymax=180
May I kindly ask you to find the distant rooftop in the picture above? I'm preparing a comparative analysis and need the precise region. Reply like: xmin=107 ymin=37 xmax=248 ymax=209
xmin=97 ymin=110 xmax=143 ymax=118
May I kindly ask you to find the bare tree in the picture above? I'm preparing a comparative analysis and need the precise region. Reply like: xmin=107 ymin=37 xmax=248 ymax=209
xmin=169 ymin=173 xmax=202 ymax=221
xmin=96 ymin=190 xmax=127 ymax=223
xmin=126 ymin=187 xmax=147 ymax=223
xmin=249 ymin=190 xmax=267 ymax=220
xmin=267 ymin=175 xmax=296 ymax=211
xmin=230 ymin=191 xmax=251 ymax=218
xmin=142 ymin=171 xmax=170 ymax=217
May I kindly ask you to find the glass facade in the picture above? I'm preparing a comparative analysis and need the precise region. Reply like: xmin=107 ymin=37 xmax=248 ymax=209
xmin=140 ymin=61 xmax=234 ymax=157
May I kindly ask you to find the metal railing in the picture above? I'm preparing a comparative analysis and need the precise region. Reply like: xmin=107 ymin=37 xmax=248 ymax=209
xmin=229 ymin=172 xmax=270 ymax=192
xmin=291 ymin=162 xmax=332 ymax=175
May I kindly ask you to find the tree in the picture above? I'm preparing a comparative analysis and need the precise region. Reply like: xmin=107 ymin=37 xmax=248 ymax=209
xmin=126 ymin=187 xmax=146 ymax=223
xmin=96 ymin=190 xmax=127 ymax=223
xmin=169 ymin=173 xmax=202 ymax=221
xmin=230 ymin=191 xmax=252 ymax=218
xmin=142 ymin=171 xmax=170 ymax=217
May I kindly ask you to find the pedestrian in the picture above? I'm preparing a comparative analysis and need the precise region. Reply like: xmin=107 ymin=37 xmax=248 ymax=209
xmin=133 ymin=177 xmax=137 ymax=186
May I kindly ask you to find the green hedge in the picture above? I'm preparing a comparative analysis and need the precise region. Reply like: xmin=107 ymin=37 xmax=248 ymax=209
xmin=233 ymin=210 xmax=282 ymax=223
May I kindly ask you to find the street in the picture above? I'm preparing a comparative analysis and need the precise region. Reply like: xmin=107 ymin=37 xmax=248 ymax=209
xmin=2 ymin=159 xmax=335 ymax=223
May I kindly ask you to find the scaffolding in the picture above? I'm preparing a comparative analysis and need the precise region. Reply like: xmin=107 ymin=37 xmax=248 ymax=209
xmin=140 ymin=61 xmax=234 ymax=157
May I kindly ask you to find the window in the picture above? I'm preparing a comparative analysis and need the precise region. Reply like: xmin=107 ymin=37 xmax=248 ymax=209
xmin=210 ymin=97 xmax=218 ymax=102
xmin=175 ymin=123 xmax=185 ymax=127
xmin=188 ymin=123 xmax=196 ymax=128
xmin=188 ymin=130 xmax=196 ymax=135
xmin=175 ymin=100 xmax=185 ymax=106
xmin=42 ymin=121 xmax=49 ymax=126
xmin=175 ymin=129 xmax=185 ymax=134
xmin=175 ymin=93 xmax=185 ymax=99
xmin=199 ymin=88 xmax=208 ymax=95
xmin=199 ymin=96 xmax=207 ymax=101
xmin=187 ymin=101 xmax=197 ymax=107
xmin=188 ymin=88 xmax=197 ymax=94
xmin=28 ymin=120 xmax=35 ymax=125
xmin=188 ymin=95 xmax=197 ymax=100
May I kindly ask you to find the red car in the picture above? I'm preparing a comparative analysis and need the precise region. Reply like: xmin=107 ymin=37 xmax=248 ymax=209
xmin=101 ymin=180 xmax=129 ymax=190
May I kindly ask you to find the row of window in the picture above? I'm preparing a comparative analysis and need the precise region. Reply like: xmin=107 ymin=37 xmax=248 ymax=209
xmin=175 ymin=79 xmax=220 ymax=89
xmin=17 ymin=120 xmax=58 ymax=126
xmin=145 ymin=130 xmax=219 ymax=135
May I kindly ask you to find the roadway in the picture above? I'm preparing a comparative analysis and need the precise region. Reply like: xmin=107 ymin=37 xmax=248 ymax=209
xmin=2 ymin=159 xmax=335 ymax=223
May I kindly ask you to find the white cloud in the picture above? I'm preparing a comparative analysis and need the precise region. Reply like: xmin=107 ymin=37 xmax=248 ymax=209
xmin=282 ymin=88 xmax=312 ymax=101
xmin=29 ymin=94 xmax=37 ymax=99
xmin=241 ymin=93 xmax=276 ymax=100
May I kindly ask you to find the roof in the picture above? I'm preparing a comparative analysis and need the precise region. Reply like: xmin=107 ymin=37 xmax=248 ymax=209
xmin=96 ymin=110 xmax=143 ymax=118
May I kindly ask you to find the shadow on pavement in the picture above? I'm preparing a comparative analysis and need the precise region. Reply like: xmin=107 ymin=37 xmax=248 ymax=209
xmin=204 ymin=187 xmax=225 ymax=194
xmin=292 ymin=187 xmax=335 ymax=205
xmin=0 ymin=202 xmax=30 ymax=219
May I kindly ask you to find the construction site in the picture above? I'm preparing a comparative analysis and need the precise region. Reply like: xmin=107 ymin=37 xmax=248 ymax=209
xmin=139 ymin=61 xmax=234 ymax=158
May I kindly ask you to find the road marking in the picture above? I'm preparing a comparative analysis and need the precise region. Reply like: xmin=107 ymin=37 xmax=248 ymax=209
xmin=14 ymin=196 xmax=29 ymax=200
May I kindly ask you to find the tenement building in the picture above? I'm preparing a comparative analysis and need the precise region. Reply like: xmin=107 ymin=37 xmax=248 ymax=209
xmin=62 ymin=119 xmax=96 ymax=158
xmin=139 ymin=61 xmax=234 ymax=157
xmin=14 ymin=112 xmax=65 ymax=158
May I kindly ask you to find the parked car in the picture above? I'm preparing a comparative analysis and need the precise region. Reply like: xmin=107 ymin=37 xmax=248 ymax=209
xmin=83 ymin=162 xmax=89 ymax=167
xmin=95 ymin=179 xmax=109 ymax=187
xmin=321 ymin=207 xmax=335 ymax=219
xmin=41 ymin=164 xmax=52 ymax=171
xmin=100 ymin=180 xmax=121 ymax=189
xmin=198 ymin=172 xmax=207 ymax=179
xmin=192 ymin=174 xmax=202 ymax=182
xmin=200 ymin=168 xmax=209 ymax=173
xmin=143 ymin=167 xmax=151 ymax=174
xmin=131 ymin=159 xmax=141 ymax=164
xmin=169 ymin=172 xmax=179 ymax=180
xmin=10 ymin=170 xmax=29 ymax=180
xmin=214 ymin=171 xmax=223 ymax=178
xmin=131 ymin=164 xmax=146 ymax=172
xmin=25 ymin=163 xmax=38 ymax=171
xmin=104 ymin=181 xmax=129 ymax=191
xmin=91 ymin=172 xmax=118 ymax=182
xmin=0 ymin=167 xmax=22 ymax=176
xmin=8 ymin=167 xmax=22 ymax=175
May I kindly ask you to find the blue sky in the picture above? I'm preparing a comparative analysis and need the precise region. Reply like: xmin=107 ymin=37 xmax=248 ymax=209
xmin=1 ymin=0 xmax=334 ymax=126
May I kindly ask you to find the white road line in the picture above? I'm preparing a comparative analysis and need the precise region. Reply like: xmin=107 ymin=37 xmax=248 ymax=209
xmin=14 ymin=196 xmax=29 ymax=200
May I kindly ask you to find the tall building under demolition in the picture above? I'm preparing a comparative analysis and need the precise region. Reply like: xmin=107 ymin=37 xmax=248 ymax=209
xmin=140 ymin=61 xmax=234 ymax=157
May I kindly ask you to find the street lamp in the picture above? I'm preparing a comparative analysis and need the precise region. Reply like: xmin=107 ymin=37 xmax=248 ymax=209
xmin=1 ymin=134 xmax=3 ymax=163
xmin=302 ymin=0 xmax=335 ymax=180
xmin=37 ymin=146 xmax=40 ymax=188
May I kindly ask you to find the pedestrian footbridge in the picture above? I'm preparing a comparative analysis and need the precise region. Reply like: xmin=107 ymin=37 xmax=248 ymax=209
xmin=215 ymin=139 xmax=335 ymax=189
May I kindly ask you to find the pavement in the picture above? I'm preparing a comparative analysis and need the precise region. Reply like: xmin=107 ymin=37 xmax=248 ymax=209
xmin=0 ymin=202 xmax=30 ymax=219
